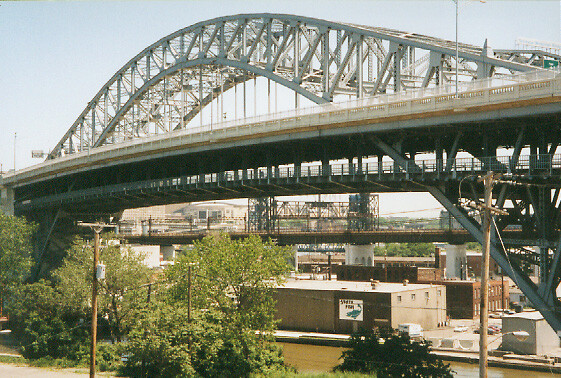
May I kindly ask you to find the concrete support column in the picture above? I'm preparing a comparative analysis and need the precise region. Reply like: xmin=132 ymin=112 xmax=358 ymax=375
xmin=445 ymin=244 xmax=467 ymax=279
xmin=160 ymin=245 xmax=176 ymax=261
xmin=292 ymin=245 xmax=299 ymax=272
xmin=0 ymin=185 xmax=14 ymax=216
xmin=345 ymin=244 xmax=374 ymax=266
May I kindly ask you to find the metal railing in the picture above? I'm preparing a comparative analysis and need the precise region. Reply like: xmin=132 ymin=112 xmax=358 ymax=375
xmin=16 ymin=153 xmax=561 ymax=210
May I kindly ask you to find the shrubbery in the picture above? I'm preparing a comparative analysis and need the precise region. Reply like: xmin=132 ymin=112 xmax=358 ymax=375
xmin=336 ymin=328 xmax=453 ymax=378
xmin=121 ymin=234 xmax=292 ymax=377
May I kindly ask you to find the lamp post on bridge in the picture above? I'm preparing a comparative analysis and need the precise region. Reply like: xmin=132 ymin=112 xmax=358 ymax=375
xmin=453 ymin=0 xmax=486 ymax=96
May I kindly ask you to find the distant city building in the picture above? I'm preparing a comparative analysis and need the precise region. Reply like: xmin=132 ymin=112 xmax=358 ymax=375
xmin=173 ymin=201 xmax=246 ymax=225
xmin=118 ymin=201 xmax=247 ymax=234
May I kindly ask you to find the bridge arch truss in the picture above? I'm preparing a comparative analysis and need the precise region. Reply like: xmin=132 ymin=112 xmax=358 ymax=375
xmin=49 ymin=13 xmax=538 ymax=159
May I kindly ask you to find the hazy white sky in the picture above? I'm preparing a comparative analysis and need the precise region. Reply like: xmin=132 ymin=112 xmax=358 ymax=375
xmin=1 ymin=0 xmax=559 ymax=217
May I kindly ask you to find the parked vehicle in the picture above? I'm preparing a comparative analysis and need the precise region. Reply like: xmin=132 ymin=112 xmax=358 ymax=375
xmin=453 ymin=326 xmax=468 ymax=332
xmin=398 ymin=323 xmax=423 ymax=338
xmin=474 ymin=325 xmax=501 ymax=335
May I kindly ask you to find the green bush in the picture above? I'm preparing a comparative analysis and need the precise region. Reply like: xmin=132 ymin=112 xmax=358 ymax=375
xmin=8 ymin=280 xmax=89 ymax=361
xmin=336 ymin=328 xmax=453 ymax=378
xmin=118 ymin=305 xmax=195 ymax=378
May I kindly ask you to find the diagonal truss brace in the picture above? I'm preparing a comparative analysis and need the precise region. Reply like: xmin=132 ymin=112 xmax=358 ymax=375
xmin=372 ymin=135 xmax=561 ymax=333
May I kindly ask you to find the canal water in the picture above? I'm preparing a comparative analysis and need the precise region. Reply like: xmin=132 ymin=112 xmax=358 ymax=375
xmin=279 ymin=342 xmax=561 ymax=377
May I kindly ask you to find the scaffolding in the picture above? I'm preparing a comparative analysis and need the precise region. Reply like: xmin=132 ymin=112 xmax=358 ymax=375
xmin=247 ymin=194 xmax=379 ymax=232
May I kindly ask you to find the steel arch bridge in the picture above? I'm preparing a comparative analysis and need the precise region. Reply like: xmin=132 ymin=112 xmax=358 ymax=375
xmin=48 ymin=13 xmax=541 ymax=160
xmin=4 ymin=14 xmax=561 ymax=333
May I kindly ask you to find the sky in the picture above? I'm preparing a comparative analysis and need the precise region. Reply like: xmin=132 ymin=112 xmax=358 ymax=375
xmin=0 ymin=0 xmax=560 ymax=217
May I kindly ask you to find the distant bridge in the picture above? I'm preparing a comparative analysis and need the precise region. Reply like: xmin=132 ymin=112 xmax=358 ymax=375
xmin=1 ymin=14 xmax=561 ymax=333
xmin=124 ymin=229 xmax=527 ymax=246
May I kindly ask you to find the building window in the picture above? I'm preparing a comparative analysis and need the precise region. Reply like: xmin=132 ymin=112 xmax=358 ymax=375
xmin=425 ymin=291 xmax=430 ymax=300
xmin=437 ymin=289 xmax=441 ymax=296
xmin=411 ymin=294 xmax=416 ymax=301
xmin=397 ymin=295 xmax=402 ymax=303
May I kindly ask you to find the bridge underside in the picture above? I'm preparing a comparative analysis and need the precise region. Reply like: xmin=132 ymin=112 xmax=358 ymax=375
xmin=11 ymin=99 xmax=561 ymax=332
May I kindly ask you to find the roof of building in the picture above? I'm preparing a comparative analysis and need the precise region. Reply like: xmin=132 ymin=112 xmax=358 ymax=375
xmin=278 ymin=279 xmax=442 ymax=293
xmin=371 ymin=256 xmax=434 ymax=262
xmin=421 ymin=279 xmax=504 ymax=286
xmin=504 ymin=311 xmax=544 ymax=321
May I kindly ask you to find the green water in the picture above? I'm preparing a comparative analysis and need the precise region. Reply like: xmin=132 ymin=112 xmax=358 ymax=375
xmin=278 ymin=342 xmax=561 ymax=377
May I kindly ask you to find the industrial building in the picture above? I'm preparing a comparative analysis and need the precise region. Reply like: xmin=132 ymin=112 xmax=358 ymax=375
xmin=273 ymin=280 xmax=446 ymax=333
xmin=421 ymin=279 xmax=509 ymax=319
xmin=332 ymin=264 xmax=508 ymax=319
xmin=502 ymin=312 xmax=560 ymax=355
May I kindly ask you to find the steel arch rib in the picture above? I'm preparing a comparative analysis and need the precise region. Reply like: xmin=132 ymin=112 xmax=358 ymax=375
xmin=48 ymin=13 xmax=540 ymax=160
xmin=92 ymin=57 xmax=328 ymax=148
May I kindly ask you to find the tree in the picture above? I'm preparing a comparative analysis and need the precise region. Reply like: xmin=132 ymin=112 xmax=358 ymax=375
xmin=54 ymin=234 xmax=152 ymax=342
xmin=120 ymin=304 xmax=195 ymax=377
xmin=0 ymin=213 xmax=34 ymax=316
xmin=8 ymin=234 xmax=152 ymax=361
xmin=8 ymin=279 xmax=90 ymax=360
xmin=336 ymin=328 xmax=453 ymax=378
xmin=123 ymin=234 xmax=292 ymax=377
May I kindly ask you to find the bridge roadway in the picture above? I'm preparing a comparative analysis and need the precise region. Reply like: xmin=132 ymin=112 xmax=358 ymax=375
xmin=4 ymin=69 xmax=561 ymax=214
xmin=124 ymin=228 xmax=527 ymax=246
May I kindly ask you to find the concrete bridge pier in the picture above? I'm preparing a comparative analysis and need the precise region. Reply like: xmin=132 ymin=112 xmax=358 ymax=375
xmin=345 ymin=244 xmax=374 ymax=266
xmin=0 ymin=185 xmax=14 ymax=216
xmin=445 ymin=243 xmax=468 ymax=279
xmin=293 ymin=245 xmax=299 ymax=272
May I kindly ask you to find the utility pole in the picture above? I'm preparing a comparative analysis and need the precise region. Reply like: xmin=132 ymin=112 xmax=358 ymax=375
xmin=90 ymin=226 xmax=101 ymax=378
xmin=479 ymin=172 xmax=493 ymax=378
xmin=186 ymin=262 xmax=197 ymax=351
xmin=13 ymin=132 xmax=17 ymax=171
xmin=187 ymin=263 xmax=192 ymax=323
xmin=477 ymin=172 xmax=506 ymax=378
xmin=77 ymin=222 xmax=114 ymax=378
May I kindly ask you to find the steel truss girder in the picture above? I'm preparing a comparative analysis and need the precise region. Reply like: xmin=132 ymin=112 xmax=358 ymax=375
xmin=48 ymin=13 xmax=540 ymax=160
xmin=371 ymin=135 xmax=561 ymax=333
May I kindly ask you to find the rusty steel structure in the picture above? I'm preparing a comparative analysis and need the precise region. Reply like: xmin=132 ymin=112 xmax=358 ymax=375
xmin=248 ymin=193 xmax=379 ymax=232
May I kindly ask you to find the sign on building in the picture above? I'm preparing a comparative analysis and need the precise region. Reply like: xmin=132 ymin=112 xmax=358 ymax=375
xmin=339 ymin=299 xmax=363 ymax=321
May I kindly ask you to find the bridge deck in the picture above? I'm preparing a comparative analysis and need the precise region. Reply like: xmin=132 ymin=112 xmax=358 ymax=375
xmin=4 ymin=70 xmax=560 ymax=188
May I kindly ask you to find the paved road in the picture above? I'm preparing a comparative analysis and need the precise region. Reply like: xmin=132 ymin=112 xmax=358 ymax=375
xmin=0 ymin=363 xmax=114 ymax=377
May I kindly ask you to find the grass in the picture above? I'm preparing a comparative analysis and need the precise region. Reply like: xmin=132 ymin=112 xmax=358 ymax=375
xmin=0 ymin=354 xmax=25 ymax=364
